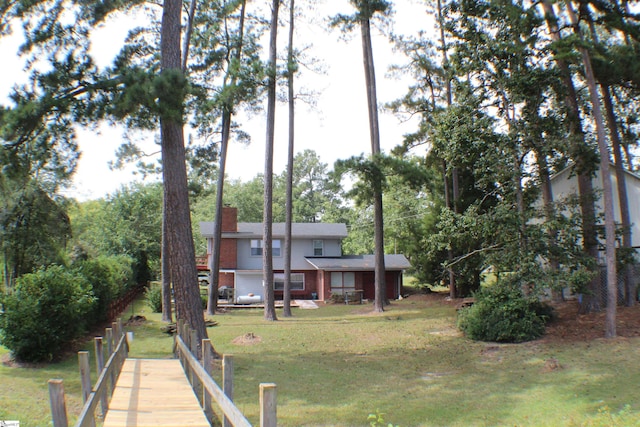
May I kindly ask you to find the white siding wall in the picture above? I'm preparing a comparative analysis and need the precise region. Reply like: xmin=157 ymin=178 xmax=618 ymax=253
xmin=236 ymin=238 xmax=343 ymax=270
xmin=552 ymin=167 xmax=640 ymax=248
xmin=235 ymin=272 xmax=264 ymax=300
xmin=237 ymin=239 xmax=261 ymax=270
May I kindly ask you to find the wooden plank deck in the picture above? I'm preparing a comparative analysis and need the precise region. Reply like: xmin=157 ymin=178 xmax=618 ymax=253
xmin=103 ymin=358 xmax=210 ymax=427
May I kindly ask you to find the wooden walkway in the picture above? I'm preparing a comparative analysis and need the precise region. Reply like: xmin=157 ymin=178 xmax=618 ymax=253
xmin=103 ymin=358 xmax=210 ymax=427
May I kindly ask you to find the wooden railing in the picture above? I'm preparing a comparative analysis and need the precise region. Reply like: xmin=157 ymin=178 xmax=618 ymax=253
xmin=48 ymin=320 xmax=129 ymax=427
xmin=196 ymin=255 xmax=209 ymax=271
xmin=174 ymin=321 xmax=277 ymax=427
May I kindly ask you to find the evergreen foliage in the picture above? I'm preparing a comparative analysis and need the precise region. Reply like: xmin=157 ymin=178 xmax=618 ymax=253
xmin=0 ymin=266 xmax=95 ymax=362
xmin=72 ymin=255 xmax=136 ymax=321
xmin=145 ymin=283 xmax=163 ymax=313
xmin=457 ymin=279 xmax=554 ymax=343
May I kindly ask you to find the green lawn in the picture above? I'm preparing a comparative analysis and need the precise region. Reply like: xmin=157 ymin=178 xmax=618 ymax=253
xmin=2 ymin=296 xmax=639 ymax=426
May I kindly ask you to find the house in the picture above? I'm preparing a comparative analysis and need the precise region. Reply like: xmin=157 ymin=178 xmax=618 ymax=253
xmin=550 ymin=163 xmax=640 ymax=252
xmin=199 ymin=207 xmax=411 ymax=303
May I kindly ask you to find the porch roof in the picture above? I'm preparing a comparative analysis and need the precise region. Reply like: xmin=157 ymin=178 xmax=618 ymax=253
xmin=304 ymin=254 xmax=411 ymax=271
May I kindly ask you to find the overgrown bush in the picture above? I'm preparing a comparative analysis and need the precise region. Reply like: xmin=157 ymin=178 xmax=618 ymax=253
xmin=457 ymin=281 xmax=554 ymax=343
xmin=145 ymin=284 xmax=163 ymax=313
xmin=71 ymin=255 xmax=136 ymax=322
xmin=0 ymin=266 xmax=95 ymax=362
xmin=102 ymin=254 xmax=136 ymax=295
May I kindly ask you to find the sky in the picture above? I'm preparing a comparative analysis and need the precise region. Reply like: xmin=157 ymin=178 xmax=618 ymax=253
xmin=0 ymin=1 xmax=433 ymax=201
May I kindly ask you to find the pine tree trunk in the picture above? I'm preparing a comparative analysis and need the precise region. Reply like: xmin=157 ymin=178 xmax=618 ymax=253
xmin=283 ymin=0 xmax=296 ymax=318
xmin=602 ymin=83 xmax=634 ymax=308
xmin=161 ymin=202 xmax=173 ymax=322
xmin=206 ymin=113 xmax=231 ymax=316
xmin=160 ymin=0 xmax=208 ymax=344
xmin=263 ymin=0 xmax=280 ymax=322
xmin=437 ymin=0 xmax=457 ymax=299
xmin=541 ymin=0 xmax=601 ymax=313
xmin=565 ymin=0 xmax=617 ymax=337
xmin=534 ymin=144 xmax=562 ymax=301
xmin=207 ymin=0 xmax=247 ymax=316
xmin=360 ymin=14 xmax=386 ymax=312
xmin=585 ymin=8 xmax=634 ymax=307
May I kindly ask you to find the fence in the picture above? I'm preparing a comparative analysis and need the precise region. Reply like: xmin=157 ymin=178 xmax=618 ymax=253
xmin=174 ymin=320 xmax=277 ymax=427
xmin=597 ymin=263 xmax=639 ymax=306
xmin=106 ymin=283 xmax=147 ymax=322
xmin=49 ymin=319 xmax=129 ymax=427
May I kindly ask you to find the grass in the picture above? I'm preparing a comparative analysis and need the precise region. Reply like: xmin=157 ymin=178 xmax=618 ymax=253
xmin=1 ymin=296 xmax=639 ymax=426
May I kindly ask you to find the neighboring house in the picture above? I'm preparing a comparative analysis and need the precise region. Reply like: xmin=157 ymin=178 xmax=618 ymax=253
xmin=549 ymin=163 xmax=640 ymax=253
xmin=199 ymin=207 xmax=411 ymax=303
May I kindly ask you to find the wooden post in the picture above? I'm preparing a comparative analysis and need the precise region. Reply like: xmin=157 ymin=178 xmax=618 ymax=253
xmin=259 ymin=383 xmax=277 ymax=427
xmin=117 ymin=318 xmax=124 ymax=337
xmin=105 ymin=328 xmax=114 ymax=356
xmin=182 ymin=322 xmax=191 ymax=378
xmin=95 ymin=337 xmax=107 ymax=416
xmin=78 ymin=352 xmax=96 ymax=427
xmin=112 ymin=322 xmax=121 ymax=370
xmin=190 ymin=328 xmax=200 ymax=397
xmin=78 ymin=353 xmax=91 ymax=399
xmin=112 ymin=321 xmax=120 ymax=341
xmin=106 ymin=328 xmax=115 ymax=394
xmin=178 ymin=318 xmax=185 ymax=337
xmin=94 ymin=337 xmax=104 ymax=374
xmin=202 ymin=339 xmax=214 ymax=421
xmin=48 ymin=379 xmax=69 ymax=427
xmin=222 ymin=354 xmax=234 ymax=427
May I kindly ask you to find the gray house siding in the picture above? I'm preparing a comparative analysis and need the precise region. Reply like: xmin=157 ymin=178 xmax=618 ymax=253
xmin=236 ymin=238 xmax=343 ymax=270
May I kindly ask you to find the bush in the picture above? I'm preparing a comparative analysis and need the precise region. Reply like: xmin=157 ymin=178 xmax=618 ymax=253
xmin=145 ymin=284 xmax=163 ymax=313
xmin=103 ymin=255 xmax=136 ymax=295
xmin=457 ymin=282 xmax=553 ymax=343
xmin=0 ymin=266 xmax=95 ymax=362
xmin=73 ymin=255 xmax=137 ymax=322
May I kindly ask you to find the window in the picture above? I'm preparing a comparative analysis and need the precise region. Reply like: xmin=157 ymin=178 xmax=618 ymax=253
xmin=330 ymin=272 xmax=355 ymax=295
xmin=251 ymin=239 xmax=280 ymax=256
xmin=250 ymin=239 xmax=263 ymax=256
xmin=313 ymin=240 xmax=324 ymax=256
xmin=274 ymin=273 xmax=304 ymax=290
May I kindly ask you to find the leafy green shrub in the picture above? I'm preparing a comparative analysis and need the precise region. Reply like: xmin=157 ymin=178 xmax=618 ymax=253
xmin=73 ymin=255 xmax=137 ymax=322
xmin=457 ymin=282 xmax=553 ymax=343
xmin=103 ymin=255 xmax=136 ymax=295
xmin=0 ymin=266 xmax=95 ymax=362
xmin=74 ymin=258 xmax=116 ymax=321
xmin=145 ymin=284 xmax=163 ymax=313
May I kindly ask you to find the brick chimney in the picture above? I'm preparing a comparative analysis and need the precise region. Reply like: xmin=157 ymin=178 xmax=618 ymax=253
xmin=220 ymin=206 xmax=237 ymax=269
xmin=221 ymin=206 xmax=238 ymax=232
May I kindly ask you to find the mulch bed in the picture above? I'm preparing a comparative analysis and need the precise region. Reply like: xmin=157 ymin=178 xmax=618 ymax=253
xmin=541 ymin=300 xmax=640 ymax=343
xmin=405 ymin=291 xmax=640 ymax=343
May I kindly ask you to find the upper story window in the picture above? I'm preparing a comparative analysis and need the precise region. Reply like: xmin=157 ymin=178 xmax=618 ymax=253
xmin=313 ymin=239 xmax=324 ymax=256
xmin=251 ymin=239 xmax=281 ymax=257
xmin=250 ymin=239 xmax=263 ymax=256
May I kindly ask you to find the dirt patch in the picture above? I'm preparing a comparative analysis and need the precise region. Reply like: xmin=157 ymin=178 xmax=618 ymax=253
xmin=126 ymin=315 xmax=147 ymax=326
xmin=542 ymin=357 xmax=563 ymax=372
xmin=1 ymin=353 xmax=48 ymax=369
xmin=232 ymin=332 xmax=262 ymax=345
